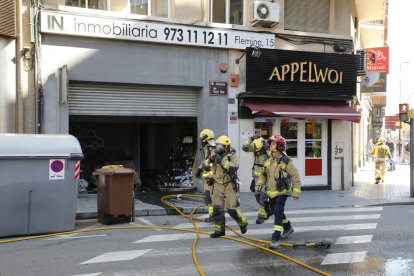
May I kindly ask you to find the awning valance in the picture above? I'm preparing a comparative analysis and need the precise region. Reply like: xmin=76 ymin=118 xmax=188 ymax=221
xmin=244 ymin=101 xmax=361 ymax=123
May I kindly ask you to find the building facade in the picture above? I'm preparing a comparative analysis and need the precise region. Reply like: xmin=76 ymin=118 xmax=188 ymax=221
xmin=2 ymin=0 xmax=364 ymax=192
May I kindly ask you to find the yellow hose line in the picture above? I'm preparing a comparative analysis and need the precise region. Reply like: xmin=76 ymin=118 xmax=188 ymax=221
xmin=0 ymin=193 xmax=330 ymax=276
xmin=161 ymin=194 xmax=330 ymax=276
xmin=189 ymin=205 xmax=205 ymax=276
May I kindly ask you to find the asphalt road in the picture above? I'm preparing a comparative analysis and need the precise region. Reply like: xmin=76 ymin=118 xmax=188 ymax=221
xmin=1 ymin=204 xmax=414 ymax=276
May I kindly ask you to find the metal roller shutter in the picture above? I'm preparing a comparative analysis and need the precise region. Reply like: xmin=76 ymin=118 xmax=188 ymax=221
xmin=0 ymin=0 xmax=16 ymax=37
xmin=284 ymin=0 xmax=329 ymax=33
xmin=69 ymin=83 xmax=199 ymax=117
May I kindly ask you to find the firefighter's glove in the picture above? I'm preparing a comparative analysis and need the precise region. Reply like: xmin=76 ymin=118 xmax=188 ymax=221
xmin=207 ymin=178 xmax=214 ymax=186
xmin=255 ymin=185 xmax=262 ymax=193
xmin=250 ymin=179 xmax=255 ymax=192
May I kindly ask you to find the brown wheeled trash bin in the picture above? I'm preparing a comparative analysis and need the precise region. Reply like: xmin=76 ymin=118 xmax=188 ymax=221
xmin=93 ymin=166 xmax=135 ymax=225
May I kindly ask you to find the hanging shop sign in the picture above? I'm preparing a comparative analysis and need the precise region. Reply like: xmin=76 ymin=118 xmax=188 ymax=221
xmin=365 ymin=47 xmax=389 ymax=74
xmin=246 ymin=49 xmax=357 ymax=100
xmin=209 ymin=81 xmax=227 ymax=96
xmin=40 ymin=10 xmax=275 ymax=50
xmin=360 ymin=72 xmax=387 ymax=94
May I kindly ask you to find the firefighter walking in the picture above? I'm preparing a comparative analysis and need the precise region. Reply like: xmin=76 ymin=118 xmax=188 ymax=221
xmin=242 ymin=135 xmax=270 ymax=224
xmin=203 ymin=135 xmax=248 ymax=238
xmin=257 ymin=135 xmax=301 ymax=249
xmin=371 ymin=137 xmax=393 ymax=184
xmin=197 ymin=129 xmax=216 ymax=222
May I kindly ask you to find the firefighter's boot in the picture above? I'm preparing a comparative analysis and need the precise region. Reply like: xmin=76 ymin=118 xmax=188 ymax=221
xmin=228 ymin=208 xmax=248 ymax=234
xmin=280 ymin=228 xmax=294 ymax=239
xmin=268 ymin=240 xmax=280 ymax=249
xmin=210 ymin=224 xmax=225 ymax=238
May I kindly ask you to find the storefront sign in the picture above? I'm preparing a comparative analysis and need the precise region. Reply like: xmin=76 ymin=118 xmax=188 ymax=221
xmin=209 ymin=81 xmax=227 ymax=96
xmin=360 ymin=72 xmax=387 ymax=93
xmin=40 ymin=11 xmax=275 ymax=50
xmin=366 ymin=47 xmax=389 ymax=74
xmin=246 ymin=49 xmax=357 ymax=100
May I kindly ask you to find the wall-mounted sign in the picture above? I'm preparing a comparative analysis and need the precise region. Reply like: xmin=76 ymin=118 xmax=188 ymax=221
xmin=209 ymin=81 xmax=227 ymax=96
xmin=41 ymin=11 xmax=275 ymax=50
xmin=246 ymin=49 xmax=357 ymax=101
xmin=366 ymin=47 xmax=389 ymax=74
xmin=49 ymin=159 xmax=65 ymax=180
xmin=360 ymin=72 xmax=387 ymax=93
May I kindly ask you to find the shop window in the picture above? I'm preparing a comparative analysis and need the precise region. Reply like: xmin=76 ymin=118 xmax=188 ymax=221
xmin=284 ymin=0 xmax=329 ymax=33
xmin=66 ymin=0 xmax=109 ymax=10
xmin=131 ymin=0 xmax=169 ymax=17
xmin=211 ymin=0 xmax=244 ymax=25
xmin=254 ymin=121 xmax=272 ymax=139
xmin=280 ymin=119 xmax=297 ymax=157
xmin=305 ymin=119 xmax=322 ymax=176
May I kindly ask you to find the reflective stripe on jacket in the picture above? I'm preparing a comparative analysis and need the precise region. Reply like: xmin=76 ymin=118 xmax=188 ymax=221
xmin=371 ymin=143 xmax=390 ymax=162
xmin=257 ymin=151 xmax=301 ymax=198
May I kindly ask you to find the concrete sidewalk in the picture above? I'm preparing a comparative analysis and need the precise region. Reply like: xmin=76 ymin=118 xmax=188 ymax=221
xmin=76 ymin=164 xmax=414 ymax=220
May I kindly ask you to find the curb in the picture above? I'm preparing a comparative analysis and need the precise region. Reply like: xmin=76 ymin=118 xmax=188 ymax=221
xmin=76 ymin=206 xmax=209 ymax=220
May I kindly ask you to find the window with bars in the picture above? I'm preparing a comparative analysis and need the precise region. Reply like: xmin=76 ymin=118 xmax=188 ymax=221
xmin=284 ymin=0 xmax=329 ymax=33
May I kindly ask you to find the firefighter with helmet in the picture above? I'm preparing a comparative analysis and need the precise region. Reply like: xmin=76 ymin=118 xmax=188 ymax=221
xmin=257 ymin=134 xmax=301 ymax=249
xmin=371 ymin=137 xmax=392 ymax=184
xmin=196 ymin=128 xmax=216 ymax=222
xmin=203 ymin=135 xmax=248 ymax=238
xmin=242 ymin=134 xmax=270 ymax=224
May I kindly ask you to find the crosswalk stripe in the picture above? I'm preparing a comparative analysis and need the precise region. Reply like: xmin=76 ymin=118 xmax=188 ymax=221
xmin=133 ymin=223 xmax=377 ymax=243
xmin=335 ymin=235 xmax=373 ymax=245
xmin=134 ymin=217 xmax=163 ymax=231
xmin=72 ymin=273 xmax=102 ymax=276
xmin=80 ymin=249 xmax=152 ymax=265
xmin=196 ymin=207 xmax=383 ymax=219
xmin=175 ymin=214 xmax=380 ymax=228
xmin=321 ymin=251 xmax=367 ymax=265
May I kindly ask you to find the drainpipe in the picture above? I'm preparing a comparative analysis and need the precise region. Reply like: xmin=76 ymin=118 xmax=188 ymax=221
xmin=15 ymin=0 xmax=24 ymax=133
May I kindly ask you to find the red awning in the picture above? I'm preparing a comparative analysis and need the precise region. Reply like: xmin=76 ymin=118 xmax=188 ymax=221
xmin=245 ymin=101 xmax=361 ymax=123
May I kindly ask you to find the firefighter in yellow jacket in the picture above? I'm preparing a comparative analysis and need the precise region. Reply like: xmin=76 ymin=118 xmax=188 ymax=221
xmin=242 ymin=135 xmax=270 ymax=224
xmin=203 ymin=135 xmax=248 ymax=238
xmin=257 ymin=134 xmax=301 ymax=249
xmin=371 ymin=137 xmax=392 ymax=184
xmin=196 ymin=129 xmax=216 ymax=222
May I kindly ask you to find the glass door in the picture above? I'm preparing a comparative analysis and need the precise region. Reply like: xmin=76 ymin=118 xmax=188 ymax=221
xmin=276 ymin=118 xmax=327 ymax=186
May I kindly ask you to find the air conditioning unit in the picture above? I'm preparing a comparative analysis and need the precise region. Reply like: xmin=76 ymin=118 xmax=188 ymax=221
xmin=356 ymin=49 xmax=367 ymax=76
xmin=251 ymin=1 xmax=280 ymax=28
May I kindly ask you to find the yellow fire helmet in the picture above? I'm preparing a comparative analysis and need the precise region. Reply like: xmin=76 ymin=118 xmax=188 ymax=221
xmin=199 ymin=129 xmax=215 ymax=146
xmin=252 ymin=137 xmax=265 ymax=152
xmin=215 ymin=135 xmax=231 ymax=147
xmin=377 ymin=137 xmax=385 ymax=144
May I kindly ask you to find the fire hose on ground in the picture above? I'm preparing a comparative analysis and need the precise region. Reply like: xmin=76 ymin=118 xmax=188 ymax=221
xmin=0 ymin=194 xmax=332 ymax=276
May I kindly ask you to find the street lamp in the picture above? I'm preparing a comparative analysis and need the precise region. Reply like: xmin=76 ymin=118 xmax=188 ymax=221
xmin=235 ymin=45 xmax=262 ymax=64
